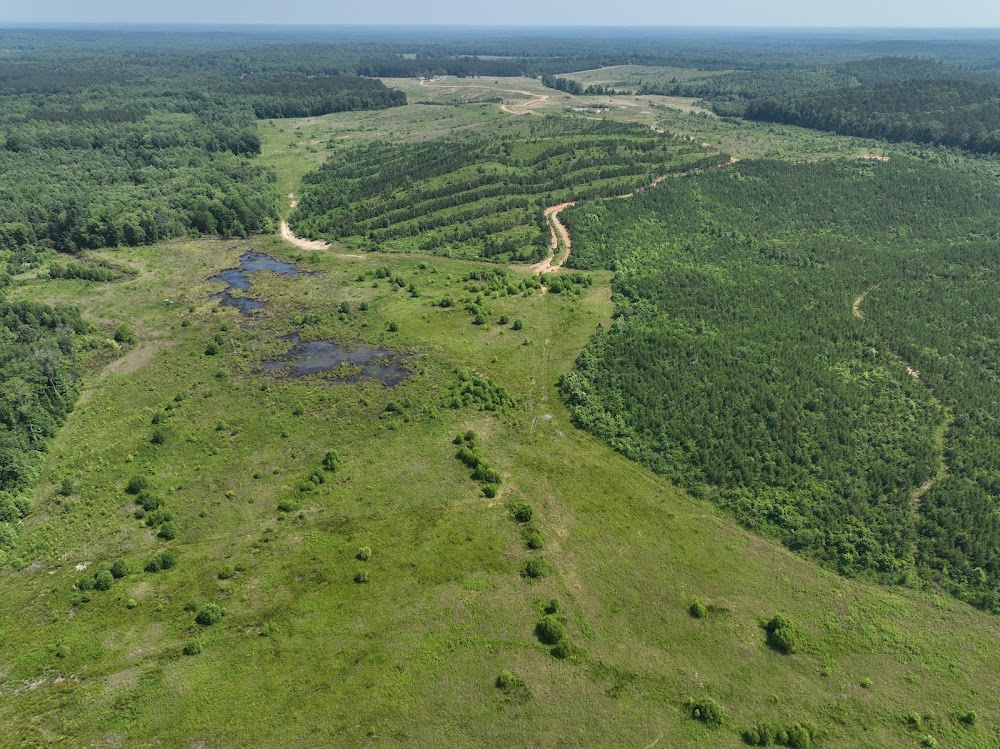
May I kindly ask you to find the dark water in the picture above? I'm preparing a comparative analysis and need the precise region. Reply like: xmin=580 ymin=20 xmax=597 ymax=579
xmin=263 ymin=336 xmax=408 ymax=386
xmin=209 ymin=252 xmax=304 ymax=313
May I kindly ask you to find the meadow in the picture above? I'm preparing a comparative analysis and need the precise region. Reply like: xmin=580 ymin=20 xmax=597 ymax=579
xmin=3 ymin=32 xmax=1000 ymax=747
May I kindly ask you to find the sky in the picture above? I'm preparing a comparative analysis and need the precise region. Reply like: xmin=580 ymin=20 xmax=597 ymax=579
xmin=1 ymin=0 xmax=1000 ymax=28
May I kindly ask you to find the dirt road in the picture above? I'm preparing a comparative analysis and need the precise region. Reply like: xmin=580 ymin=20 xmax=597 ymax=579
xmin=280 ymin=194 xmax=329 ymax=250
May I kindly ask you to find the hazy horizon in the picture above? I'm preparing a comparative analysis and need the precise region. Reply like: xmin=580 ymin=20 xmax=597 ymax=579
xmin=2 ymin=0 xmax=1000 ymax=30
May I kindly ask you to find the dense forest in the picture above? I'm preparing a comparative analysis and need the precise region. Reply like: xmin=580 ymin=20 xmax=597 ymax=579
xmin=291 ymin=119 xmax=725 ymax=261
xmin=744 ymin=80 xmax=1000 ymax=154
xmin=0 ymin=301 xmax=89 ymax=564
xmin=0 ymin=36 xmax=408 ymax=256
xmin=561 ymin=158 xmax=1000 ymax=606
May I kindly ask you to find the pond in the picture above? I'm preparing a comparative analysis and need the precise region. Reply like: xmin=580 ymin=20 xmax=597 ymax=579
xmin=263 ymin=336 xmax=409 ymax=387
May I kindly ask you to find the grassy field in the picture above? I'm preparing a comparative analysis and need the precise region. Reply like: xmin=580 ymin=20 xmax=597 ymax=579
xmin=1 ymin=83 xmax=999 ymax=748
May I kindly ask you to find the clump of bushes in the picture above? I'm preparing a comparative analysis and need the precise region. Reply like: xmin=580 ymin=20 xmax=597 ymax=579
xmin=125 ymin=476 xmax=149 ymax=495
xmin=535 ymin=614 xmax=567 ymax=645
xmin=522 ymin=558 xmax=546 ymax=579
xmin=195 ymin=603 xmax=224 ymax=626
xmin=354 ymin=570 xmax=369 ymax=584
xmin=145 ymin=550 xmax=178 ymax=572
xmin=218 ymin=565 xmax=235 ymax=580
xmin=689 ymin=696 xmax=725 ymax=727
xmin=183 ymin=640 xmax=203 ymax=656
xmin=447 ymin=369 xmax=516 ymax=413
xmin=357 ymin=546 xmax=372 ymax=561
xmin=764 ymin=615 xmax=800 ymax=654
xmin=496 ymin=670 xmax=531 ymax=702
xmin=742 ymin=721 xmax=817 ymax=748
xmin=453 ymin=430 xmax=502 ymax=495
xmin=690 ymin=599 xmax=708 ymax=619
xmin=535 ymin=600 xmax=575 ymax=658
xmin=509 ymin=500 xmax=534 ymax=523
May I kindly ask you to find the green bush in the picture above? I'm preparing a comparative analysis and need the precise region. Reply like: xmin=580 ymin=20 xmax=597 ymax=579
xmin=689 ymin=696 xmax=725 ymax=727
xmin=496 ymin=670 xmax=529 ymax=697
xmin=109 ymin=560 xmax=129 ymax=579
xmin=76 ymin=575 xmax=94 ymax=591
xmin=357 ymin=546 xmax=372 ymax=561
xmin=690 ymin=599 xmax=708 ymax=619
xmin=322 ymin=450 xmax=340 ymax=472
xmin=157 ymin=522 xmax=177 ymax=541
xmin=510 ymin=501 xmax=534 ymax=523
xmin=354 ymin=570 xmax=369 ymax=584
xmin=522 ymin=558 xmax=545 ymax=579
xmin=150 ymin=428 xmax=167 ymax=445
xmin=958 ymin=711 xmax=977 ymax=726
xmin=764 ymin=615 xmax=799 ymax=654
xmin=218 ymin=565 xmax=235 ymax=580
xmin=93 ymin=570 xmax=114 ymax=591
xmin=125 ymin=476 xmax=149 ymax=495
xmin=205 ymin=341 xmax=220 ymax=356
xmin=920 ymin=736 xmax=938 ymax=748
xmin=512 ymin=319 xmax=524 ymax=331
xmin=387 ymin=321 xmax=399 ymax=332
xmin=551 ymin=640 xmax=575 ymax=659
xmin=536 ymin=614 xmax=566 ymax=645
xmin=145 ymin=551 xmax=179 ymax=572
xmin=482 ymin=484 xmax=498 ymax=498
xmin=183 ymin=639 xmax=203 ymax=656
xmin=339 ymin=301 xmax=350 ymax=314
xmin=113 ymin=323 xmax=137 ymax=344
xmin=525 ymin=528 xmax=544 ymax=549
xmin=195 ymin=603 xmax=224 ymax=626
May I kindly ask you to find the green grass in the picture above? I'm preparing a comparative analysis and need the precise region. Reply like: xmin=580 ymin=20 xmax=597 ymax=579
xmin=2 ymin=93 xmax=1000 ymax=748
xmin=0 ymin=233 xmax=998 ymax=747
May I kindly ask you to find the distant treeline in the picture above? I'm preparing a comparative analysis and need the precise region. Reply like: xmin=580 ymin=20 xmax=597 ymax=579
xmin=744 ymin=80 xmax=1000 ymax=154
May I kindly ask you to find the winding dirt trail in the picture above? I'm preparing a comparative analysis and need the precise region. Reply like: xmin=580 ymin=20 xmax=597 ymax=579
xmin=280 ymin=193 xmax=329 ymax=251
xmin=530 ymin=157 xmax=737 ymax=275
xmin=852 ymin=284 xmax=952 ymax=512
xmin=531 ymin=202 xmax=575 ymax=274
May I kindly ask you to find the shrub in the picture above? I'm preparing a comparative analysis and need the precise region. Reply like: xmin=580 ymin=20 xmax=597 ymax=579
xmin=498 ymin=315 xmax=509 ymax=325
xmin=183 ymin=640 xmax=203 ymax=656
xmin=136 ymin=490 xmax=161 ymax=511
xmin=195 ymin=603 xmax=224 ymax=626
xmin=860 ymin=677 xmax=873 ymax=689
xmin=536 ymin=615 xmax=566 ymax=645
xmin=150 ymin=429 xmax=167 ymax=445
xmin=109 ymin=560 xmax=129 ymax=579
xmin=510 ymin=501 xmax=534 ymax=523
xmin=126 ymin=598 xmax=138 ymax=609
xmin=205 ymin=341 xmax=220 ymax=356
xmin=157 ymin=522 xmax=178 ymax=541
xmin=525 ymin=528 xmax=544 ymax=549
xmin=785 ymin=724 xmax=812 ymax=749
xmin=354 ymin=570 xmax=369 ymax=584
xmin=764 ymin=615 xmax=799 ymax=654
xmin=482 ymin=484 xmax=498 ymax=498
xmin=218 ymin=565 xmax=235 ymax=580
xmin=496 ymin=670 xmax=527 ymax=693
xmin=93 ymin=570 xmax=114 ymax=591
xmin=277 ymin=500 xmax=296 ymax=513
xmin=292 ymin=403 xmax=305 ymax=416
xmin=384 ymin=401 xmax=404 ymax=415
xmin=322 ymin=450 xmax=340 ymax=472
xmin=958 ymin=711 xmax=977 ymax=726
xmin=690 ymin=599 xmax=708 ymax=619
xmin=689 ymin=697 xmax=724 ymax=727
xmin=920 ymin=736 xmax=938 ymax=748
xmin=76 ymin=575 xmax=94 ymax=591
xmin=125 ymin=476 xmax=149 ymax=495
xmin=438 ymin=295 xmax=455 ymax=308
xmin=144 ymin=551 xmax=178 ymax=572
xmin=113 ymin=323 xmax=137 ymax=344
xmin=339 ymin=301 xmax=350 ymax=314
xmin=356 ymin=546 xmax=372 ymax=561
xmin=551 ymin=640 xmax=574 ymax=659
xmin=387 ymin=321 xmax=399 ymax=332
xmin=512 ymin=319 xmax=524 ymax=331
xmin=522 ymin=558 xmax=545 ymax=579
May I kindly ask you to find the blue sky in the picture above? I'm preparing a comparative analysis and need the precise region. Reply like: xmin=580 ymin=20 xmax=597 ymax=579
xmin=2 ymin=0 xmax=999 ymax=27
